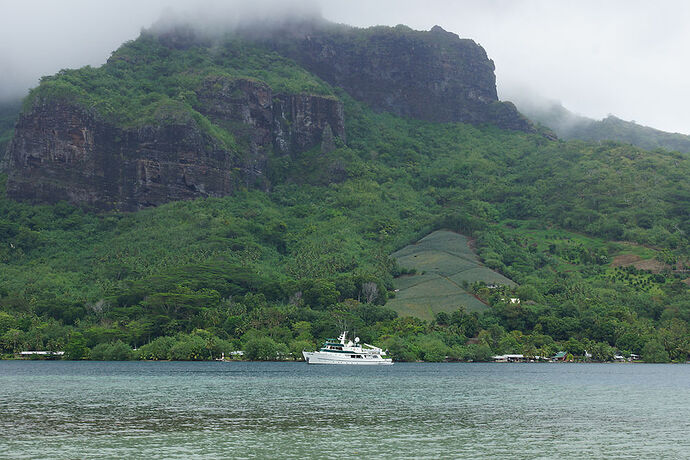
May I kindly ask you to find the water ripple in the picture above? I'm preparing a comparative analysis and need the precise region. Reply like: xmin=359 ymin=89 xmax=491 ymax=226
xmin=1 ymin=362 xmax=688 ymax=459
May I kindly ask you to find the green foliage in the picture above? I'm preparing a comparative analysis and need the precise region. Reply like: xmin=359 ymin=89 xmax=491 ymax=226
xmin=459 ymin=344 xmax=494 ymax=362
xmin=21 ymin=34 xmax=333 ymax=153
xmin=522 ymin=100 xmax=690 ymax=154
xmin=169 ymin=334 xmax=208 ymax=361
xmin=417 ymin=336 xmax=450 ymax=362
xmin=1 ymin=328 xmax=24 ymax=353
xmin=90 ymin=341 xmax=134 ymax=360
xmin=137 ymin=336 xmax=177 ymax=360
xmin=0 ymin=311 xmax=16 ymax=334
xmin=641 ymin=340 xmax=670 ymax=363
xmin=0 ymin=27 xmax=687 ymax=363
xmin=64 ymin=332 xmax=89 ymax=360
xmin=244 ymin=335 xmax=280 ymax=361
xmin=289 ymin=339 xmax=315 ymax=359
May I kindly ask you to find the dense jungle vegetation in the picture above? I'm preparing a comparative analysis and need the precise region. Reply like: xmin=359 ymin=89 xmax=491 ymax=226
xmin=0 ymin=33 xmax=688 ymax=363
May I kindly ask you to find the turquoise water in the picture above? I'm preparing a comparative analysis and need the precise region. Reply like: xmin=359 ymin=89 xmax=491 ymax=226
xmin=1 ymin=362 xmax=688 ymax=459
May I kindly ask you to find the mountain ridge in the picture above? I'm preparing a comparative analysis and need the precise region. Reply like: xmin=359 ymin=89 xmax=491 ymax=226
xmin=516 ymin=99 xmax=690 ymax=154
xmin=2 ymin=21 xmax=531 ymax=211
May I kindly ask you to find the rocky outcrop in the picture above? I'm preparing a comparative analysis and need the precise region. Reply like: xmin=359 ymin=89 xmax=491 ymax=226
xmin=3 ymin=20 xmax=532 ymax=211
xmin=4 ymin=100 xmax=240 ymax=210
xmin=3 ymin=81 xmax=345 ymax=211
xmin=194 ymin=76 xmax=345 ymax=156
xmin=263 ymin=24 xmax=533 ymax=132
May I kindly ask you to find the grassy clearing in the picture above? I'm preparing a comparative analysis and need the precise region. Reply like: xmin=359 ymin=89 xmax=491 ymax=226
xmin=448 ymin=269 xmax=514 ymax=286
xmin=387 ymin=230 xmax=515 ymax=320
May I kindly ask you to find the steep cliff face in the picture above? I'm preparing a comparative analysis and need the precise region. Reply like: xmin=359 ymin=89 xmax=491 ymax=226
xmin=4 ymin=80 xmax=345 ymax=211
xmin=195 ymin=76 xmax=345 ymax=156
xmin=4 ymin=100 xmax=240 ymax=210
xmin=3 ymin=21 xmax=532 ymax=211
xmin=264 ymin=24 xmax=532 ymax=131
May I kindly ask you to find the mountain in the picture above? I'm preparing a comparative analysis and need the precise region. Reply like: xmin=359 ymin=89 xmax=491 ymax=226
xmin=517 ymin=100 xmax=690 ymax=154
xmin=2 ymin=21 xmax=530 ymax=212
xmin=0 ymin=19 xmax=687 ymax=362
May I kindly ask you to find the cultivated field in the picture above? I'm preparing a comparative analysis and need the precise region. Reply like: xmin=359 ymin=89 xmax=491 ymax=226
xmin=387 ymin=230 xmax=515 ymax=320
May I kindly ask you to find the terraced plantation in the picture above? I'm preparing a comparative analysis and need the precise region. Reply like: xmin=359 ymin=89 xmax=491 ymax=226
xmin=387 ymin=230 xmax=516 ymax=320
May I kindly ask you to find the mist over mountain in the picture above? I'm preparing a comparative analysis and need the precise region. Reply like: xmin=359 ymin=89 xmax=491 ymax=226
xmin=4 ymin=1 xmax=689 ymax=134
xmin=514 ymin=97 xmax=690 ymax=154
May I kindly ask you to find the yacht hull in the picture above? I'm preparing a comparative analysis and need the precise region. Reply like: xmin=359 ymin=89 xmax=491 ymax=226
xmin=303 ymin=351 xmax=393 ymax=365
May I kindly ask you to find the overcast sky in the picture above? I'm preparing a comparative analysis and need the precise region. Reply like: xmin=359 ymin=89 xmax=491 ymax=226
xmin=2 ymin=0 xmax=688 ymax=134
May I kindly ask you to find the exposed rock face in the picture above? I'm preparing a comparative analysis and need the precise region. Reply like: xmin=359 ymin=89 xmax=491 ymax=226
xmin=265 ymin=24 xmax=533 ymax=131
xmin=4 ymin=81 xmax=345 ymax=211
xmin=195 ymin=76 xmax=345 ymax=156
xmin=3 ymin=21 xmax=531 ymax=211
xmin=4 ymin=101 xmax=240 ymax=210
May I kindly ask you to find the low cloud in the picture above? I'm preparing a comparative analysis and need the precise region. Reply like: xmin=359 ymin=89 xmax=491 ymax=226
xmin=0 ymin=0 xmax=321 ymax=102
xmin=1 ymin=0 xmax=688 ymax=134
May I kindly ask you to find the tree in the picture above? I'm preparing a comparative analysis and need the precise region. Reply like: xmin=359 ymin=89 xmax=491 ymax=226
xmin=137 ymin=336 xmax=176 ymax=360
xmin=589 ymin=341 xmax=615 ymax=362
xmin=64 ymin=332 xmax=89 ymax=360
xmin=434 ymin=311 xmax=450 ymax=326
xmin=1 ymin=328 xmax=24 ymax=353
xmin=91 ymin=341 xmax=134 ymax=360
xmin=418 ymin=337 xmax=449 ymax=362
xmin=244 ymin=336 xmax=279 ymax=361
xmin=497 ymin=334 xmax=520 ymax=354
xmin=382 ymin=336 xmax=418 ymax=362
xmin=301 ymin=280 xmax=339 ymax=310
xmin=641 ymin=340 xmax=670 ymax=363
xmin=0 ymin=311 xmax=16 ymax=334
xmin=461 ymin=344 xmax=493 ymax=362
xmin=289 ymin=339 xmax=314 ymax=360
xmin=361 ymin=282 xmax=379 ymax=304
xmin=292 ymin=321 xmax=314 ymax=342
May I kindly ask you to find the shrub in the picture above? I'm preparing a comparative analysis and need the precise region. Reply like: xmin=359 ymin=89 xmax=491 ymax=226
xmin=244 ymin=336 xmax=279 ymax=360
xmin=641 ymin=340 xmax=670 ymax=363
xmin=137 ymin=336 xmax=176 ymax=360
xmin=91 ymin=341 xmax=134 ymax=360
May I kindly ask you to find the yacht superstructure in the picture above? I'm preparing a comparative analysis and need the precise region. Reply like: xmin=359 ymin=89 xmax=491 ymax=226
xmin=303 ymin=331 xmax=393 ymax=365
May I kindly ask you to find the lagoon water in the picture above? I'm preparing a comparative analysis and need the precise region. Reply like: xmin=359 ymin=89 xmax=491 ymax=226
xmin=1 ymin=362 xmax=688 ymax=459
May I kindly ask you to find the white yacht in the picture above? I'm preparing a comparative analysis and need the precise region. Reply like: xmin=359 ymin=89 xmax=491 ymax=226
xmin=303 ymin=331 xmax=393 ymax=365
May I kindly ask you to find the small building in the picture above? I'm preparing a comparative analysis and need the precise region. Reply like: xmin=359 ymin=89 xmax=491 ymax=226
xmin=552 ymin=351 xmax=568 ymax=361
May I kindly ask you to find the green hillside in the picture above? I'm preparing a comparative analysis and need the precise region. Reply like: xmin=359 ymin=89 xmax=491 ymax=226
xmin=0 ymin=28 xmax=688 ymax=363
xmin=26 ymin=34 xmax=333 ymax=128
xmin=388 ymin=230 xmax=515 ymax=320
